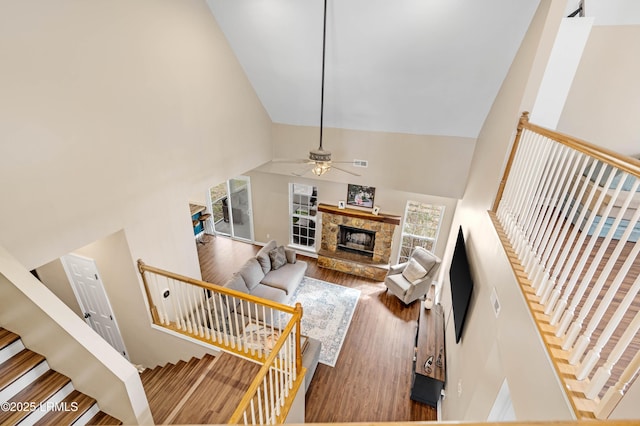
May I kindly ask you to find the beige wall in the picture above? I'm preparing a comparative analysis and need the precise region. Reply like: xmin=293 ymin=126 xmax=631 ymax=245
xmin=247 ymin=170 xmax=458 ymax=264
xmin=557 ymin=25 xmax=640 ymax=155
xmin=265 ymin=123 xmax=476 ymax=199
xmin=440 ymin=0 xmax=576 ymax=421
xmin=0 ymin=0 xmax=271 ymax=367
xmin=0 ymin=246 xmax=152 ymax=424
xmin=36 ymin=231 xmax=212 ymax=368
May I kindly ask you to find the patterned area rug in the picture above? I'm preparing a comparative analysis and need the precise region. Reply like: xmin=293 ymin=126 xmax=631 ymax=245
xmin=289 ymin=277 xmax=360 ymax=367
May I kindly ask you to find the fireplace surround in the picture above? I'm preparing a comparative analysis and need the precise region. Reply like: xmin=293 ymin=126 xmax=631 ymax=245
xmin=317 ymin=203 xmax=401 ymax=280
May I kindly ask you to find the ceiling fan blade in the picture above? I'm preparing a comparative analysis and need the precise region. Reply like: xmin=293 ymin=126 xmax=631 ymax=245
xmin=272 ymin=158 xmax=311 ymax=164
xmin=331 ymin=165 xmax=361 ymax=176
xmin=292 ymin=165 xmax=314 ymax=177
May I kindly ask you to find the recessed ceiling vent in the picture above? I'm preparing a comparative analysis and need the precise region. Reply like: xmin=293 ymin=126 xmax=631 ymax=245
xmin=353 ymin=159 xmax=368 ymax=168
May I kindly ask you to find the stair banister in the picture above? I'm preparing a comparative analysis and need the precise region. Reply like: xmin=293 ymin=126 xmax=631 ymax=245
xmin=491 ymin=111 xmax=640 ymax=419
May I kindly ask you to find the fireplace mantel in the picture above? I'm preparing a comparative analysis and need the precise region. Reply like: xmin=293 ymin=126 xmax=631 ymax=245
xmin=317 ymin=203 xmax=401 ymax=280
xmin=318 ymin=203 xmax=401 ymax=225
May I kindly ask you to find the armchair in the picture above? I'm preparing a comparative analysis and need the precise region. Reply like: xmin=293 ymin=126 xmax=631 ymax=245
xmin=384 ymin=247 xmax=441 ymax=305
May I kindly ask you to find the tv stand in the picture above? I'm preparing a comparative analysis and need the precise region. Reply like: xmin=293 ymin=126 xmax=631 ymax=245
xmin=411 ymin=303 xmax=446 ymax=407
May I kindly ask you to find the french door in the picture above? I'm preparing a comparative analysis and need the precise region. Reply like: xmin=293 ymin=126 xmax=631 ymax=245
xmin=208 ymin=176 xmax=254 ymax=242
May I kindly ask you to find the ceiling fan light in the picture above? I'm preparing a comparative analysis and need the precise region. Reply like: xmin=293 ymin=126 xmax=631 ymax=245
xmin=312 ymin=162 xmax=330 ymax=176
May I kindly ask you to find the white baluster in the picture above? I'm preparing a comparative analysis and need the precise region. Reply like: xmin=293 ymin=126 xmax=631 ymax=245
xmin=524 ymin=143 xmax=564 ymax=275
xmin=538 ymin=155 xmax=591 ymax=303
xmin=514 ymin=134 xmax=550 ymax=258
xmin=596 ymin=350 xmax=640 ymax=419
xmin=560 ymin=180 xmax=640 ymax=350
xmin=575 ymin=272 xmax=640 ymax=376
xmin=549 ymin=161 xmax=610 ymax=331
xmin=532 ymin=148 xmax=576 ymax=294
xmin=585 ymin=308 xmax=640 ymax=399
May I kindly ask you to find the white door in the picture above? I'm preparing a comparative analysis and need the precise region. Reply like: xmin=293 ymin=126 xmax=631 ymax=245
xmin=61 ymin=254 xmax=129 ymax=359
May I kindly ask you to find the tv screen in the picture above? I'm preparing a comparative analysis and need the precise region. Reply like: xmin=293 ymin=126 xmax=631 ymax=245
xmin=346 ymin=184 xmax=375 ymax=208
xmin=449 ymin=226 xmax=474 ymax=343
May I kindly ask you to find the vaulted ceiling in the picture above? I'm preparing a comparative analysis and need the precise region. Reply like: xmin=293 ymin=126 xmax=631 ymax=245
xmin=206 ymin=0 xmax=540 ymax=139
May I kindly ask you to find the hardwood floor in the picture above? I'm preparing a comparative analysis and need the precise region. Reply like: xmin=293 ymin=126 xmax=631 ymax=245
xmin=196 ymin=235 xmax=437 ymax=423
xmin=141 ymin=353 xmax=260 ymax=425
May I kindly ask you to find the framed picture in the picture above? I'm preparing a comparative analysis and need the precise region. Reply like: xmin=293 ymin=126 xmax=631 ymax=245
xmin=372 ymin=206 xmax=380 ymax=215
xmin=347 ymin=184 xmax=375 ymax=208
xmin=338 ymin=200 xmax=346 ymax=209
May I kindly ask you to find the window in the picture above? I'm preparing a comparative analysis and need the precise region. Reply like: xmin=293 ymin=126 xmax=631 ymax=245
xmin=398 ymin=201 xmax=444 ymax=263
xmin=289 ymin=183 xmax=317 ymax=250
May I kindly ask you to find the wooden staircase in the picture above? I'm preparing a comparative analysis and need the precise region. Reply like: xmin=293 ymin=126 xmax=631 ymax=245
xmin=0 ymin=327 xmax=121 ymax=425
xmin=140 ymin=352 xmax=260 ymax=425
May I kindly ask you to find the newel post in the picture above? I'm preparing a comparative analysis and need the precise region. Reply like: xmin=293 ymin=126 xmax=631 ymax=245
xmin=492 ymin=111 xmax=530 ymax=212
xmin=137 ymin=259 xmax=160 ymax=324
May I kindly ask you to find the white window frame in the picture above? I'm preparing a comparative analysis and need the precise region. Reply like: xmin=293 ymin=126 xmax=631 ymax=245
xmin=397 ymin=201 xmax=445 ymax=263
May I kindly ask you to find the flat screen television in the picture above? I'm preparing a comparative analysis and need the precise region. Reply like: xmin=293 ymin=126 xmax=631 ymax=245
xmin=449 ymin=226 xmax=474 ymax=343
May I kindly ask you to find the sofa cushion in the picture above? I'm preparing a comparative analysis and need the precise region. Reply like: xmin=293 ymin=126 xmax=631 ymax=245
xmin=251 ymin=284 xmax=289 ymax=305
xmin=256 ymin=240 xmax=278 ymax=274
xmin=224 ymin=273 xmax=250 ymax=294
xmin=238 ymin=258 xmax=265 ymax=291
xmin=269 ymin=246 xmax=287 ymax=270
xmin=260 ymin=260 xmax=307 ymax=295
xmin=386 ymin=273 xmax=412 ymax=296
xmin=402 ymin=258 xmax=427 ymax=283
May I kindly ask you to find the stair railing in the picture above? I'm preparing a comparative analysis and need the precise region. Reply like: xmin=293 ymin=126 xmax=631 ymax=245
xmin=491 ymin=112 xmax=640 ymax=419
xmin=137 ymin=260 xmax=304 ymax=424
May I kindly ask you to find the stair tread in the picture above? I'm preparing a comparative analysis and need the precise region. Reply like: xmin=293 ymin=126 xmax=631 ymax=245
xmin=0 ymin=328 xmax=20 ymax=350
xmin=143 ymin=354 xmax=218 ymax=424
xmin=33 ymin=389 xmax=96 ymax=426
xmin=86 ymin=410 xmax=123 ymax=425
xmin=0 ymin=348 xmax=46 ymax=390
xmin=0 ymin=369 xmax=71 ymax=425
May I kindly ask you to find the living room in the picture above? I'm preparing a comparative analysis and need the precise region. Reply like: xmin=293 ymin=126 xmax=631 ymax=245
xmin=1 ymin=0 xmax=640 ymax=424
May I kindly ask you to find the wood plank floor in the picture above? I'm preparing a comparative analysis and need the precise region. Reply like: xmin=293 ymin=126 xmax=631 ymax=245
xmin=197 ymin=235 xmax=437 ymax=423
xmin=141 ymin=352 xmax=260 ymax=425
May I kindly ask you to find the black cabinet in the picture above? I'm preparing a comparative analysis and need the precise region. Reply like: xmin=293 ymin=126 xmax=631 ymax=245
xmin=411 ymin=303 xmax=445 ymax=407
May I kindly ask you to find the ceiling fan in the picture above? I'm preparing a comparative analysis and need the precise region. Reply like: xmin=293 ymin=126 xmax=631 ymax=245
xmin=275 ymin=0 xmax=360 ymax=177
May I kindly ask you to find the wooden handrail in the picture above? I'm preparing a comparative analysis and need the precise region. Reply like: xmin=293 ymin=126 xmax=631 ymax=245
xmin=227 ymin=304 xmax=305 ymax=424
xmin=493 ymin=112 xmax=640 ymax=212
xmin=492 ymin=112 xmax=529 ymax=212
xmin=137 ymin=259 xmax=298 ymax=315
xmin=137 ymin=259 xmax=305 ymax=424
xmin=490 ymin=113 xmax=640 ymax=419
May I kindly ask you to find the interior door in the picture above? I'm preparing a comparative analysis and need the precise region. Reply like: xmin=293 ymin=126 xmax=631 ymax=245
xmin=61 ymin=254 xmax=129 ymax=359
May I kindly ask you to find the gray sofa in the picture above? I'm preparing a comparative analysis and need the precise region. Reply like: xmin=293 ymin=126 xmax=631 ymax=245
xmin=224 ymin=240 xmax=307 ymax=305
xmin=219 ymin=240 xmax=321 ymax=392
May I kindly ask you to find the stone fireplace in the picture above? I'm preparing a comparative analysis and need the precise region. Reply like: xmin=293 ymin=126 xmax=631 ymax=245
xmin=317 ymin=203 xmax=401 ymax=280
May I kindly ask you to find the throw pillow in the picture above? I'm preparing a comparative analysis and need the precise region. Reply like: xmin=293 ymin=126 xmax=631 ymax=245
xmin=256 ymin=240 xmax=277 ymax=274
xmin=269 ymin=246 xmax=287 ymax=270
xmin=402 ymin=258 xmax=428 ymax=283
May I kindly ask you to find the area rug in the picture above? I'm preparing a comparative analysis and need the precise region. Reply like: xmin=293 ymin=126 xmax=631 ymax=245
xmin=288 ymin=277 xmax=360 ymax=367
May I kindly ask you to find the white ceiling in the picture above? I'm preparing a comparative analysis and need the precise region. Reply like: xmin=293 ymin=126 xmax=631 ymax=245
xmin=206 ymin=0 xmax=540 ymax=139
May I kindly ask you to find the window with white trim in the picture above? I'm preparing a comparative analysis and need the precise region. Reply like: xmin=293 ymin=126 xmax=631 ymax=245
xmin=398 ymin=201 xmax=444 ymax=263
xmin=289 ymin=183 xmax=318 ymax=250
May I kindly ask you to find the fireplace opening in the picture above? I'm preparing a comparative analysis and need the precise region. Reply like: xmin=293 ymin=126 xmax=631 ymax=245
xmin=338 ymin=225 xmax=375 ymax=257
